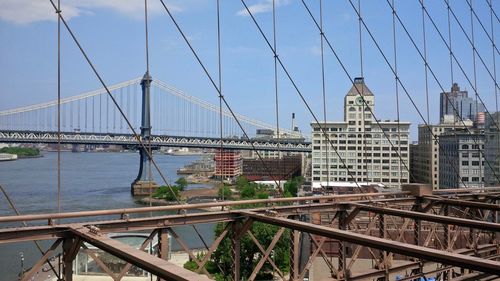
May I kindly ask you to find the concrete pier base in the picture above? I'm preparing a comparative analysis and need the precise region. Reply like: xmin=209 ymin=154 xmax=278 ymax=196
xmin=131 ymin=180 xmax=160 ymax=196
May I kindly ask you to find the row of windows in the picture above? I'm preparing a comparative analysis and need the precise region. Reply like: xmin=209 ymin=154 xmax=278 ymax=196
xmin=313 ymin=145 xmax=409 ymax=151
xmin=313 ymin=163 xmax=406 ymax=171
xmin=461 ymin=161 xmax=484 ymax=166
xmin=313 ymin=135 xmax=410 ymax=141
xmin=312 ymin=176 xmax=409 ymax=183
xmin=313 ymin=158 xmax=407 ymax=164
xmin=313 ymin=170 xmax=407 ymax=177
xmin=312 ymin=127 xmax=409 ymax=133
xmin=461 ymin=177 xmax=484 ymax=182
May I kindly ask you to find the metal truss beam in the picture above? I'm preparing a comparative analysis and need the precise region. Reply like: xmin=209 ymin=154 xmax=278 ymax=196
xmin=243 ymin=211 xmax=500 ymax=276
xmin=0 ymin=192 xmax=406 ymax=224
xmin=424 ymin=196 xmax=500 ymax=211
xmin=0 ymin=225 xmax=69 ymax=244
xmin=351 ymin=203 xmax=500 ymax=232
xmin=0 ymin=130 xmax=311 ymax=152
xmin=349 ymin=244 xmax=499 ymax=280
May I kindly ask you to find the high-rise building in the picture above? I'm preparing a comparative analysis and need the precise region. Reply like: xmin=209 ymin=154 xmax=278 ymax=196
xmin=439 ymin=130 xmax=484 ymax=189
xmin=440 ymin=83 xmax=485 ymax=123
xmin=311 ymin=77 xmax=410 ymax=188
xmin=484 ymin=112 xmax=500 ymax=186
xmin=410 ymin=117 xmax=473 ymax=189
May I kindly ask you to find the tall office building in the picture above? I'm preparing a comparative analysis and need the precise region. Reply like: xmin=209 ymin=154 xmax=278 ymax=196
xmin=311 ymin=77 xmax=410 ymax=188
xmin=440 ymin=83 xmax=484 ymax=122
xmin=484 ymin=112 xmax=500 ymax=186
xmin=410 ymin=116 xmax=473 ymax=189
xmin=439 ymin=130 xmax=484 ymax=189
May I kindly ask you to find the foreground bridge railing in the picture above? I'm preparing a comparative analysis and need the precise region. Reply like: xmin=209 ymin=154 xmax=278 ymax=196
xmin=1 ymin=187 xmax=499 ymax=281
xmin=0 ymin=130 xmax=311 ymax=152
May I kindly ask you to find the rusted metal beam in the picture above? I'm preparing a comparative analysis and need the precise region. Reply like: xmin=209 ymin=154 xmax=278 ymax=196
xmin=70 ymin=226 xmax=211 ymax=281
xmin=116 ymin=230 xmax=157 ymax=281
xmin=248 ymin=227 xmax=285 ymax=281
xmin=243 ymin=211 xmax=500 ymax=276
xmin=351 ymin=203 xmax=500 ymax=232
xmin=94 ymin=211 xmax=238 ymax=233
xmin=0 ymin=225 xmax=69 ymax=244
xmin=0 ymin=192 xmax=408 ymax=223
xmin=21 ymin=239 xmax=62 ymax=281
xmin=289 ymin=219 xmax=300 ymax=281
xmin=232 ymin=222 xmax=241 ymax=281
xmin=168 ymin=228 xmax=212 ymax=277
xmin=0 ymin=212 xmax=236 ymax=244
xmin=425 ymin=196 xmax=500 ymax=211
xmin=82 ymin=245 xmax=118 ymax=280
xmin=196 ymin=224 xmax=230 ymax=274
xmin=346 ymin=244 xmax=499 ymax=280
xmin=247 ymin=231 xmax=285 ymax=280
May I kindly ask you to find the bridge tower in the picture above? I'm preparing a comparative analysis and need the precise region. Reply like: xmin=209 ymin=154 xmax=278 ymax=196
xmin=131 ymin=72 xmax=159 ymax=196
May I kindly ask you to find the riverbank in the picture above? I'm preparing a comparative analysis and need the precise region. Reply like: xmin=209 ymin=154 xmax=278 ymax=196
xmin=0 ymin=147 xmax=42 ymax=158
xmin=139 ymin=186 xmax=221 ymax=209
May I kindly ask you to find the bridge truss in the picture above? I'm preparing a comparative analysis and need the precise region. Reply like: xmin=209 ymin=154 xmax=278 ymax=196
xmin=1 ymin=187 xmax=499 ymax=281
xmin=0 ymin=130 xmax=311 ymax=152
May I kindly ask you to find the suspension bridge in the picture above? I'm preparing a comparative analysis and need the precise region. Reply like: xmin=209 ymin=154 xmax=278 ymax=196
xmin=0 ymin=77 xmax=308 ymax=151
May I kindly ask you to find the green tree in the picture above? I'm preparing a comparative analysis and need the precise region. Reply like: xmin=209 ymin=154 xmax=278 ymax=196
xmin=240 ymin=184 xmax=256 ymax=199
xmin=0 ymin=147 xmax=40 ymax=157
xmin=175 ymin=177 xmax=188 ymax=191
xmin=152 ymin=185 xmax=181 ymax=202
xmin=218 ymin=186 xmax=232 ymax=200
xmin=284 ymin=176 xmax=304 ymax=197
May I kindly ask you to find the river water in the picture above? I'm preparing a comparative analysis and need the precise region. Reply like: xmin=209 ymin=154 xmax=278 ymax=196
xmin=0 ymin=152 xmax=216 ymax=279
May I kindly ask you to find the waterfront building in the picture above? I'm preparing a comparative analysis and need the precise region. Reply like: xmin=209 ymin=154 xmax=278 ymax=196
xmin=242 ymin=155 xmax=302 ymax=181
xmin=214 ymin=149 xmax=242 ymax=180
xmin=440 ymin=83 xmax=484 ymax=123
xmin=484 ymin=112 xmax=500 ymax=186
xmin=310 ymin=77 xmax=410 ymax=188
xmin=439 ymin=130 xmax=485 ymax=189
xmin=410 ymin=116 xmax=473 ymax=189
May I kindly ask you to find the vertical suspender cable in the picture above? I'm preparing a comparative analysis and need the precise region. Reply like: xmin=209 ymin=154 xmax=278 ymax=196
xmin=469 ymin=0 xmax=482 ymax=187
xmin=357 ymin=0 xmax=367 ymax=184
xmin=319 ymin=0 xmax=328 ymax=189
xmin=447 ymin=0 xmax=454 ymax=86
xmin=422 ymin=0 xmax=430 ymax=124
xmin=217 ymin=0 xmax=224 ymax=193
xmin=272 ymin=0 xmax=282 ymax=193
xmin=446 ymin=0 xmax=460 ymax=189
xmin=392 ymin=0 xmax=402 ymax=187
xmin=143 ymin=0 xmax=153 ymax=209
xmin=490 ymin=0 xmax=500 ymax=182
xmin=57 ymin=0 xmax=61 ymax=214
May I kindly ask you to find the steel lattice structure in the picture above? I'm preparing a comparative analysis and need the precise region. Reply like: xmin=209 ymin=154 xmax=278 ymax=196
xmin=1 ymin=186 xmax=499 ymax=281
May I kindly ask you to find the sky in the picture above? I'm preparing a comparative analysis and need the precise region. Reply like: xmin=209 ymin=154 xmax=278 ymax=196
xmin=0 ymin=0 xmax=498 ymax=140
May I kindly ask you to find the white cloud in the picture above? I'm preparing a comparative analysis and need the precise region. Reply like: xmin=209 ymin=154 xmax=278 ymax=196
xmin=0 ymin=0 xmax=182 ymax=25
xmin=236 ymin=0 xmax=290 ymax=17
